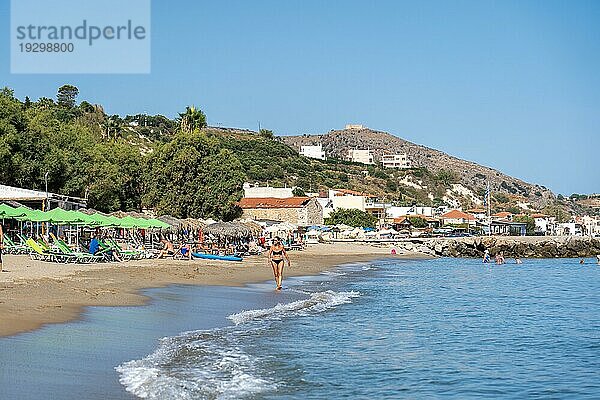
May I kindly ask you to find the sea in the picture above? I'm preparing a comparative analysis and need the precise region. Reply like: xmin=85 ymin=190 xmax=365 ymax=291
xmin=0 ymin=257 xmax=599 ymax=399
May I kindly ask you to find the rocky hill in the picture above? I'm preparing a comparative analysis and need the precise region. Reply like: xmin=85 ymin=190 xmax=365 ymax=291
xmin=283 ymin=127 xmax=555 ymax=208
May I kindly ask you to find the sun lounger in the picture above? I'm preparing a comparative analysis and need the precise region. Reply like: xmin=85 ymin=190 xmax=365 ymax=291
xmin=50 ymin=234 xmax=104 ymax=263
xmin=102 ymin=239 xmax=143 ymax=261
xmin=25 ymin=238 xmax=74 ymax=263
xmin=2 ymin=235 xmax=28 ymax=255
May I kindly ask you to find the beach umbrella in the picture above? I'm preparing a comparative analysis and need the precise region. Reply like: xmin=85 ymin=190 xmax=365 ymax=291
xmin=158 ymin=215 xmax=183 ymax=229
xmin=241 ymin=221 xmax=263 ymax=236
xmin=204 ymin=222 xmax=252 ymax=239
xmin=0 ymin=204 xmax=26 ymax=218
xmin=16 ymin=209 xmax=51 ymax=222
xmin=119 ymin=216 xmax=142 ymax=229
xmin=45 ymin=208 xmax=85 ymax=224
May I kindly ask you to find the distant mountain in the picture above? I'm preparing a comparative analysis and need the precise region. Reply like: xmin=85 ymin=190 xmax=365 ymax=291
xmin=283 ymin=127 xmax=556 ymax=208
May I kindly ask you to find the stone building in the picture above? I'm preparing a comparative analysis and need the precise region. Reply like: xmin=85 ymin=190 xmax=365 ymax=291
xmin=238 ymin=197 xmax=323 ymax=226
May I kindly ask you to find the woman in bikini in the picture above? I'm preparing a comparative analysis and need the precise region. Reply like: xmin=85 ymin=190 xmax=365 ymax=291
xmin=268 ymin=237 xmax=290 ymax=290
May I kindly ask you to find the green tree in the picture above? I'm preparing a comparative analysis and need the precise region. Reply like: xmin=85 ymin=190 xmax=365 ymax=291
xmin=57 ymin=84 xmax=79 ymax=108
xmin=259 ymin=129 xmax=274 ymax=139
xmin=435 ymin=169 xmax=457 ymax=186
xmin=178 ymin=105 xmax=207 ymax=133
xmin=143 ymin=131 xmax=245 ymax=220
xmin=292 ymin=187 xmax=306 ymax=196
xmin=408 ymin=216 xmax=427 ymax=228
xmin=513 ymin=215 xmax=535 ymax=235
xmin=325 ymin=208 xmax=377 ymax=228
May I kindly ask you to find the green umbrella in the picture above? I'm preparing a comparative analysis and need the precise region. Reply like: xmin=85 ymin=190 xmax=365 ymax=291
xmin=0 ymin=204 xmax=26 ymax=218
xmin=45 ymin=208 xmax=85 ymax=224
xmin=16 ymin=209 xmax=51 ymax=222
xmin=119 ymin=215 xmax=142 ymax=229
xmin=88 ymin=213 xmax=116 ymax=227
xmin=106 ymin=215 xmax=124 ymax=227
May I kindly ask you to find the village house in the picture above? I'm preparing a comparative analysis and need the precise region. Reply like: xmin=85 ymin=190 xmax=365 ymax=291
xmin=491 ymin=211 xmax=513 ymax=221
xmin=440 ymin=210 xmax=476 ymax=226
xmin=238 ymin=197 xmax=323 ymax=226
xmin=466 ymin=208 xmax=487 ymax=220
xmin=387 ymin=206 xmax=435 ymax=218
xmin=393 ymin=215 xmax=440 ymax=232
xmin=489 ymin=220 xmax=527 ymax=236
xmin=578 ymin=215 xmax=600 ymax=237
xmin=299 ymin=144 xmax=326 ymax=160
xmin=347 ymin=149 xmax=374 ymax=165
xmin=531 ymin=213 xmax=554 ymax=236
xmin=380 ymin=153 xmax=410 ymax=169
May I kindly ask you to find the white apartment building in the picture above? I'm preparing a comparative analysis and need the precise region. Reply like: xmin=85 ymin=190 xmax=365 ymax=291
xmin=347 ymin=149 xmax=374 ymax=165
xmin=300 ymin=144 xmax=326 ymax=160
xmin=381 ymin=153 xmax=410 ymax=169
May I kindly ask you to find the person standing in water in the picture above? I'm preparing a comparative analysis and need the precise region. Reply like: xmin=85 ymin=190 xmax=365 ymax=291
xmin=482 ymin=249 xmax=490 ymax=263
xmin=268 ymin=237 xmax=290 ymax=290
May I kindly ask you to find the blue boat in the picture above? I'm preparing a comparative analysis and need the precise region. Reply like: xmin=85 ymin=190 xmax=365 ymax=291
xmin=192 ymin=252 xmax=243 ymax=262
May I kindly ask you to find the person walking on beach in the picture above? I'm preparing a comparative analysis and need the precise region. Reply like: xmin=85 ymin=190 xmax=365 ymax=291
xmin=268 ymin=237 xmax=290 ymax=290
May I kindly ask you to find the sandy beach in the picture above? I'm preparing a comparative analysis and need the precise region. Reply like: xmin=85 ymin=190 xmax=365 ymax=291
xmin=0 ymin=243 xmax=423 ymax=338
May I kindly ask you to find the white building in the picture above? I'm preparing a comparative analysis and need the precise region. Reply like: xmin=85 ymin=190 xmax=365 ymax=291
xmin=300 ymin=144 xmax=326 ymax=160
xmin=347 ymin=149 xmax=374 ymax=165
xmin=243 ymin=183 xmax=294 ymax=199
xmin=381 ymin=154 xmax=410 ymax=169
xmin=556 ymin=222 xmax=583 ymax=236
xmin=387 ymin=206 xmax=435 ymax=219
xmin=0 ymin=184 xmax=85 ymax=209
xmin=532 ymin=213 xmax=554 ymax=236
xmin=345 ymin=124 xmax=364 ymax=130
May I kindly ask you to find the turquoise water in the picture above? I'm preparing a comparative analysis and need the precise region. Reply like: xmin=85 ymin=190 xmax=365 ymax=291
xmin=1 ymin=257 xmax=599 ymax=399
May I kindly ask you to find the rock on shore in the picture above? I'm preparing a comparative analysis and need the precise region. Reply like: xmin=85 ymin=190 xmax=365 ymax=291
xmin=393 ymin=236 xmax=600 ymax=258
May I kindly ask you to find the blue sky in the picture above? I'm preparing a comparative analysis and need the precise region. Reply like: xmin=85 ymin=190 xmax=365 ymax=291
xmin=1 ymin=0 xmax=599 ymax=195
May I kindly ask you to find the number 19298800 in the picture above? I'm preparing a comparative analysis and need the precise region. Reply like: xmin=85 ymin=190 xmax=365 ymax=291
xmin=19 ymin=43 xmax=74 ymax=52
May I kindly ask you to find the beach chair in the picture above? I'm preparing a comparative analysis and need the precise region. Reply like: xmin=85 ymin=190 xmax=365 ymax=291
xmin=25 ymin=238 xmax=73 ymax=263
xmin=103 ymin=239 xmax=143 ymax=261
xmin=50 ymin=234 xmax=103 ymax=264
xmin=3 ymin=235 xmax=28 ymax=255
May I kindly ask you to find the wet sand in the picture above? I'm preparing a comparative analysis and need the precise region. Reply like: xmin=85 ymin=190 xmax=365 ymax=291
xmin=0 ymin=243 xmax=424 ymax=337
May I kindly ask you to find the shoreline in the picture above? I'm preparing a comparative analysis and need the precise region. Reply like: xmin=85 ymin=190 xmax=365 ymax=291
xmin=0 ymin=243 xmax=426 ymax=338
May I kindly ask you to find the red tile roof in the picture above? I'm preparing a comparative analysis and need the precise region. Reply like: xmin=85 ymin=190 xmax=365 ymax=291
xmin=239 ymin=197 xmax=311 ymax=209
xmin=531 ymin=213 xmax=548 ymax=219
xmin=492 ymin=211 xmax=512 ymax=218
xmin=441 ymin=210 xmax=475 ymax=220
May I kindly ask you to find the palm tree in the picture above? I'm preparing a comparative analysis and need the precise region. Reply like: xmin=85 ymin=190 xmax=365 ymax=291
xmin=178 ymin=106 xmax=207 ymax=133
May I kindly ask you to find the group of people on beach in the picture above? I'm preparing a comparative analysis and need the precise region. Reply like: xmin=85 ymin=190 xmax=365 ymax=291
xmin=155 ymin=235 xmax=291 ymax=290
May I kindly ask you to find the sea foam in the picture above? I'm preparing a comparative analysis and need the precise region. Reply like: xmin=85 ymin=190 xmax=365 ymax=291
xmin=116 ymin=289 xmax=360 ymax=399
xmin=228 ymin=290 xmax=361 ymax=325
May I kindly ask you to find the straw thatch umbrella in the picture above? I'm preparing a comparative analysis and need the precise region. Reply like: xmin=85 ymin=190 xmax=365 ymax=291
xmin=241 ymin=221 xmax=263 ymax=236
xmin=204 ymin=222 xmax=252 ymax=239
xmin=157 ymin=215 xmax=183 ymax=229
xmin=182 ymin=218 xmax=206 ymax=230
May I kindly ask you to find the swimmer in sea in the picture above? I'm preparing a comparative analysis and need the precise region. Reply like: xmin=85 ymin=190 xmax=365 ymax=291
xmin=268 ymin=237 xmax=290 ymax=290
